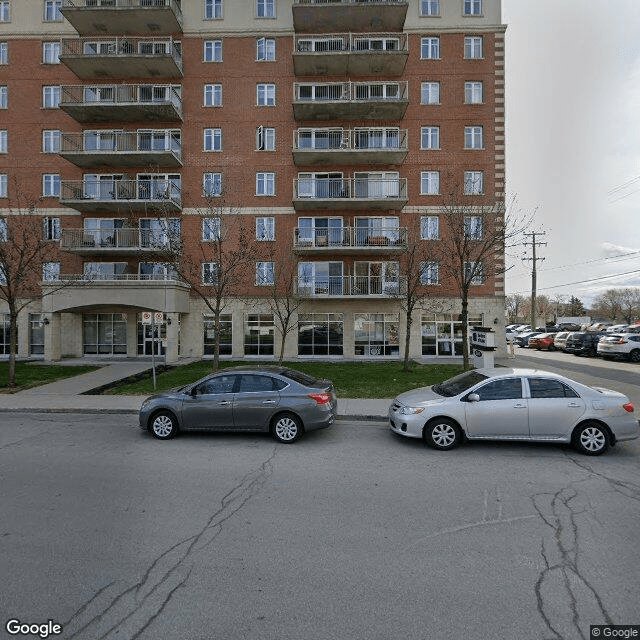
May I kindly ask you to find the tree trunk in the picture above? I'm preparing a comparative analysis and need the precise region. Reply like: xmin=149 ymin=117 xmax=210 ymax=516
xmin=461 ymin=292 xmax=470 ymax=370
xmin=212 ymin=305 xmax=221 ymax=372
xmin=403 ymin=309 xmax=412 ymax=371
xmin=278 ymin=321 xmax=287 ymax=364
xmin=8 ymin=304 xmax=18 ymax=387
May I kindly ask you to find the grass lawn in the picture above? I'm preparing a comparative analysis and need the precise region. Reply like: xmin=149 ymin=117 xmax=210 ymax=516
xmin=109 ymin=360 xmax=464 ymax=399
xmin=0 ymin=362 xmax=100 ymax=392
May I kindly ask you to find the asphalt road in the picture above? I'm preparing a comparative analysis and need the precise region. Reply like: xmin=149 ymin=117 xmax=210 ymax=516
xmin=1 ymin=412 xmax=639 ymax=640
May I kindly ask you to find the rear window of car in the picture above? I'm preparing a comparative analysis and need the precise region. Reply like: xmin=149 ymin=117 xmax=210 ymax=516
xmin=528 ymin=377 xmax=579 ymax=399
xmin=280 ymin=369 xmax=320 ymax=387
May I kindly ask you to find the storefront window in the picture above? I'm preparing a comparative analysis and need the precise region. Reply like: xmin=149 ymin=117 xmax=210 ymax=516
xmin=84 ymin=313 xmax=127 ymax=355
xmin=0 ymin=313 xmax=11 ymax=355
xmin=421 ymin=314 xmax=483 ymax=356
xmin=298 ymin=313 xmax=343 ymax=356
xmin=244 ymin=314 xmax=274 ymax=356
xmin=204 ymin=314 xmax=232 ymax=356
xmin=29 ymin=314 xmax=45 ymax=355
xmin=354 ymin=313 xmax=399 ymax=357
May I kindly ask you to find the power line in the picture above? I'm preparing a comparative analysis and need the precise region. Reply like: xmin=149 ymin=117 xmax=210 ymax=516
xmin=511 ymin=267 xmax=640 ymax=295
xmin=538 ymin=250 xmax=640 ymax=272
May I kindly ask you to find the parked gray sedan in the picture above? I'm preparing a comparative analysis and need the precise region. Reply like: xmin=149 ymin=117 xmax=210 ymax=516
xmin=139 ymin=365 xmax=337 ymax=443
xmin=389 ymin=368 xmax=638 ymax=455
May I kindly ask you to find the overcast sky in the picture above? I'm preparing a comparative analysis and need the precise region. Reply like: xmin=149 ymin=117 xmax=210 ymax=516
xmin=502 ymin=0 xmax=640 ymax=305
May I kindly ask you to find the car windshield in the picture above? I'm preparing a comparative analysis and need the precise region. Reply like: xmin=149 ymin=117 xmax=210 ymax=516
xmin=432 ymin=370 xmax=489 ymax=397
xmin=280 ymin=368 xmax=321 ymax=387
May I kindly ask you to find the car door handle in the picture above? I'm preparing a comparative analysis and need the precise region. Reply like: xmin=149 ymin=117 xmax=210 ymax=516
xmin=567 ymin=403 xmax=581 ymax=408
xmin=262 ymin=400 xmax=276 ymax=404
xmin=513 ymin=403 xmax=527 ymax=409
xmin=217 ymin=401 xmax=231 ymax=406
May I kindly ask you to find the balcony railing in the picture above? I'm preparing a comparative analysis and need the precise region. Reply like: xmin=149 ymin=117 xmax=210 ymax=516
xmin=60 ymin=37 xmax=183 ymax=79
xmin=60 ymin=228 xmax=175 ymax=253
xmin=61 ymin=0 xmax=183 ymax=36
xmin=293 ymin=226 xmax=407 ymax=252
xmin=56 ymin=273 xmax=181 ymax=282
xmin=296 ymin=275 xmax=406 ymax=297
xmin=60 ymin=130 xmax=182 ymax=168
xmin=59 ymin=84 xmax=182 ymax=123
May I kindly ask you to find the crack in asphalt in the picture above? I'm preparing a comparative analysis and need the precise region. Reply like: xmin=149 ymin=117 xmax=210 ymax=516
xmin=61 ymin=446 xmax=278 ymax=640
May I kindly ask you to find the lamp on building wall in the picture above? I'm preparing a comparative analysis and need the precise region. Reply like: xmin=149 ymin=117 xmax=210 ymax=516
xmin=493 ymin=318 xmax=498 ymax=325
xmin=42 ymin=317 xmax=50 ymax=325
xmin=166 ymin=317 xmax=171 ymax=325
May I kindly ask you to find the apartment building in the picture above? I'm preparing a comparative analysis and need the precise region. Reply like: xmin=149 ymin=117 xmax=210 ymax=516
xmin=0 ymin=0 xmax=506 ymax=362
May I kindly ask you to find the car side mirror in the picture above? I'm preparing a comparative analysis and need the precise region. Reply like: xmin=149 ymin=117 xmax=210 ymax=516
xmin=467 ymin=393 xmax=480 ymax=403
xmin=190 ymin=386 xmax=198 ymax=396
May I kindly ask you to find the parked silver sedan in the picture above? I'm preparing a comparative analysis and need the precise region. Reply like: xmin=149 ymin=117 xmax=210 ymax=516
xmin=389 ymin=368 xmax=638 ymax=455
xmin=139 ymin=365 xmax=337 ymax=443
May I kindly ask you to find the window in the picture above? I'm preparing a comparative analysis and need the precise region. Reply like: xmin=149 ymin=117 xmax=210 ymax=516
xmin=195 ymin=374 xmax=236 ymax=395
xmin=298 ymin=313 xmax=344 ymax=356
xmin=464 ymin=170 xmax=484 ymax=194
xmin=256 ymin=126 xmax=275 ymax=151
xmin=421 ymin=171 xmax=440 ymax=195
xmin=465 ymin=81 xmax=483 ymax=104
xmin=204 ymin=39 xmax=222 ymax=61
xmin=204 ymin=128 xmax=222 ymax=151
xmin=42 ymin=129 xmax=60 ymax=153
xmin=256 ymin=172 xmax=275 ymax=196
xmin=43 ymin=217 xmax=60 ymax=240
xmin=256 ymin=0 xmax=275 ymax=18
xmin=528 ymin=378 xmax=579 ymax=399
xmin=42 ymin=174 xmax=60 ymax=197
xmin=257 ymin=83 xmax=276 ymax=106
xmin=420 ymin=261 xmax=439 ymax=285
xmin=421 ymin=126 xmax=440 ymax=150
xmin=42 ymin=41 xmax=60 ymax=64
xmin=421 ymin=81 xmax=440 ymax=105
xmin=204 ymin=0 xmax=222 ymax=19
xmin=0 ymin=217 xmax=7 ymax=240
xmin=202 ymin=217 xmax=221 ymax=241
xmin=0 ymin=130 xmax=6 ymax=153
xmin=203 ymin=314 xmax=232 ymax=356
xmin=43 ymin=85 xmax=61 ymax=108
xmin=0 ymin=174 xmax=6 ymax=198
xmin=202 ymin=262 xmax=219 ymax=285
xmin=203 ymin=172 xmax=222 ymax=197
xmin=257 ymin=37 xmax=275 ymax=61
xmin=354 ymin=313 xmax=400 ymax=357
xmin=0 ymin=86 xmax=7 ymax=109
xmin=256 ymin=217 xmax=275 ymax=241
xmin=421 ymin=37 xmax=440 ymax=59
xmin=238 ymin=374 xmax=277 ymax=393
xmin=42 ymin=262 xmax=60 ymax=281
xmin=464 ymin=0 xmax=482 ymax=15
xmin=44 ymin=0 xmax=62 ymax=21
xmin=465 ymin=260 xmax=484 ymax=284
xmin=464 ymin=36 xmax=483 ymax=59
xmin=464 ymin=125 xmax=483 ymax=149
xmin=244 ymin=314 xmax=274 ymax=356
xmin=0 ymin=2 xmax=9 ymax=22
xmin=0 ymin=43 xmax=7 ymax=64
xmin=464 ymin=215 xmax=483 ymax=239
xmin=204 ymin=84 xmax=222 ymax=107
xmin=475 ymin=378 xmax=522 ymax=401
xmin=420 ymin=216 xmax=439 ymax=240
xmin=256 ymin=261 xmax=274 ymax=286
xmin=421 ymin=0 xmax=439 ymax=16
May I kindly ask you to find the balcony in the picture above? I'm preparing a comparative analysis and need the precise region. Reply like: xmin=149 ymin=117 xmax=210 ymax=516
xmin=60 ymin=130 xmax=182 ymax=168
xmin=293 ymin=81 xmax=408 ymax=121
xmin=296 ymin=275 xmax=406 ymax=298
xmin=60 ymin=37 xmax=183 ymax=80
xmin=292 ymin=0 xmax=408 ymax=34
xmin=293 ymin=176 xmax=408 ymax=211
xmin=293 ymin=226 xmax=407 ymax=253
xmin=293 ymin=128 xmax=408 ymax=165
xmin=61 ymin=0 xmax=183 ymax=37
xmin=60 ymin=178 xmax=181 ymax=213
xmin=60 ymin=84 xmax=182 ymax=123
xmin=293 ymin=33 xmax=407 ymax=76
xmin=60 ymin=228 xmax=174 ymax=255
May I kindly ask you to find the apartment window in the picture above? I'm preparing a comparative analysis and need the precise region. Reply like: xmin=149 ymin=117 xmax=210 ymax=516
xmin=256 ymin=172 xmax=275 ymax=196
xmin=257 ymin=83 xmax=276 ymax=106
xmin=256 ymin=0 xmax=275 ymax=18
xmin=204 ymin=84 xmax=222 ymax=107
xmin=0 ymin=2 xmax=9 ymax=22
xmin=464 ymin=0 xmax=482 ymax=15
xmin=203 ymin=172 xmax=222 ymax=197
xmin=464 ymin=126 xmax=483 ymax=149
xmin=42 ymin=262 xmax=60 ymax=281
xmin=0 ymin=217 xmax=7 ymax=239
xmin=43 ymin=85 xmax=61 ymax=108
xmin=202 ymin=217 xmax=221 ymax=241
xmin=256 ymin=126 xmax=275 ymax=151
xmin=42 ymin=41 xmax=60 ymax=64
xmin=204 ymin=128 xmax=222 ymax=151
xmin=257 ymin=37 xmax=275 ymax=61
xmin=465 ymin=261 xmax=485 ymax=284
xmin=44 ymin=0 xmax=62 ymax=21
xmin=256 ymin=261 xmax=274 ymax=286
xmin=421 ymin=126 xmax=440 ymax=150
xmin=421 ymin=171 xmax=440 ymax=195
xmin=43 ymin=217 xmax=60 ymax=240
xmin=0 ymin=86 xmax=7 ymax=109
xmin=421 ymin=37 xmax=440 ymax=60
xmin=464 ymin=36 xmax=483 ymax=59
xmin=42 ymin=174 xmax=60 ymax=197
xmin=0 ymin=174 xmax=6 ymax=198
xmin=464 ymin=171 xmax=484 ymax=194
xmin=0 ymin=43 xmax=7 ymax=64
xmin=202 ymin=262 xmax=219 ymax=285
xmin=0 ymin=130 xmax=6 ymax=153
xmin=420 ymin=261 xmax=439 ymax=285
xmin=465 ymin=81 xmax=483 ymax=104
xmin=42 ymin=130 xmax=61 ymax=153
xmin=256 ymin=216 xmax=275 ymax=241
xmin=204 ymin=0 xmax=222 ymax=19
xmin=421 ymin=82 xmax=440 ymax=105
xmin=464 ymin=215 xmax=483 ymax=239
xmin=420 ymin=0 xmax=439 ymax=16
xmin=420 ymin=216 xmax=439 ymax=240
xmin=204 ymin=39 xmax=222 ymax=61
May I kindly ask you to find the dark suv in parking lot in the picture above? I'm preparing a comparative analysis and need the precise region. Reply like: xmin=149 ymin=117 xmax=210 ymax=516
xmin=564 ymin=332 xmax=606 ymax=357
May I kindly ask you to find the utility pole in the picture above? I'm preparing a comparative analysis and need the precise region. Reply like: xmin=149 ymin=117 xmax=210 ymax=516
xmin=523 ymin=231 xmax=546 ymax=330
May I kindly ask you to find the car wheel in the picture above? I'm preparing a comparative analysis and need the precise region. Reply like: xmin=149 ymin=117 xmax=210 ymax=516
xmin=629 ymin=349 xmax=640 ymax=363
xmin=573 ymin=421 xmax=609 ymax=456
xmin=271 ymin=413 xmax=303 ymax=444
xmin=150 ymin=411 xmax=178 ymax=440
xmin=424 ymin=418 xmax=461 ymax=451
xmin=548 ymin=344 xmax=555 ymax=352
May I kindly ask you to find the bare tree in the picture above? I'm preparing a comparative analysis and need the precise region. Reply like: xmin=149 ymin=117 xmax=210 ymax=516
xmin=506 ymin=293 xmax=526 ymax=324
xmin=592 ymin=288 xmax=640 ymax=323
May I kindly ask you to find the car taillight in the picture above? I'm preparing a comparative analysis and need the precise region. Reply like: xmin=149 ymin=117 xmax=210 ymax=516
xmin=623 ymin=402 xmax=634 ymax=413
xmin=617 ymin=339 xmax=627 ymax=344
xmin=309 ymin=393 xmax=331 ymax=405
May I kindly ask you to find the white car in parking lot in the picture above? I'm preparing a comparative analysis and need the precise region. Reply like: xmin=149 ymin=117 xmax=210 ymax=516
xmin=597 ymin=333 xmax=640 ymax=362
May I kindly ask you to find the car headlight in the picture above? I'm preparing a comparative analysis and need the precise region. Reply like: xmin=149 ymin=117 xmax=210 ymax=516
xmin=400 ymin=406 xmax=425 ymax=415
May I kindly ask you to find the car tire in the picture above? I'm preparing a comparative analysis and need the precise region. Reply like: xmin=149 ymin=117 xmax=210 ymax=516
xmin=271 ymin=413 xmax=303 ymax=444
xmin=424 ymin=418 xmax=462 ymax=451
xmin=548 ymin=344 xmax=555 ymax=352
xmin=573 ymin=421 xmax=609 ymax=456
xmin=629 ymin=349 xmax=640 ymax=363
xmin=149 ymin=410 xmax=178 ymax=440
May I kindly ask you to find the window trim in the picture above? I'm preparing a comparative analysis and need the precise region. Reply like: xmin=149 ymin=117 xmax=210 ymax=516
xmin=256 ymin=172 xmax=275 ymax=196
xmin=420 ymin=170 xmax=440 ymax=196
xmin=420 ymin=36 xmax=441 ymax=60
